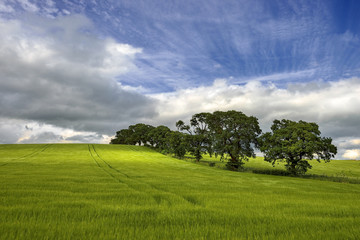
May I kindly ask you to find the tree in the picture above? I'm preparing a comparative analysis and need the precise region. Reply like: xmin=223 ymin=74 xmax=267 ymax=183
xmin=128 ymin=123 xmax=155 ymax=146
xmin=166 ymin=131 xmax=187 ymax=158
xmin=259 ymin=119 xmax=337 ymax=175
xmin=147 ymin=125 xmax=171 ymax=150
xmin=176 ymin=112 xmax=212 ymax=162
xmin=110 ymin=128 xmax=136 ymax=145
xmin=110 ymin=124 xmax=154 ymax=145
xmin=207 ymin=110 xmax=261 ymax=170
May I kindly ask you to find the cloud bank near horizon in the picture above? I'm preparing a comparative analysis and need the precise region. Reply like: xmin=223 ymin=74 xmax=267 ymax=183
xmin=149 ymin=77 xmax=360 ymax=160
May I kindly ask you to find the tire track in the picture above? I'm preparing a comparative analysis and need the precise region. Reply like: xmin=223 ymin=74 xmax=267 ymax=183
xmin=91 ymin=145 xmax=130 ymax=178
xmin=88 ymin=144 xmax=100 ymax=167
xmin=88 ymin=144 xmax=139 ymax=192
xmin=92 ymin=145 xmax=200 ymax=206
xmin=0 ymin=144 xmax=52 ymax=167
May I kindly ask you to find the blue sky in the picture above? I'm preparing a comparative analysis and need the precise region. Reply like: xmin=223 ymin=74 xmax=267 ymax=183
xmin=75 ymin=0 xmax=360 ymax=91
xmin=0 ymin=0 xmax=360 ymax=159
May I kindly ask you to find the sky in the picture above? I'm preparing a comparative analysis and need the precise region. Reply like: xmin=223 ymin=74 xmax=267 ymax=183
xmin=0 ymin=0 xmax=360 ymax=159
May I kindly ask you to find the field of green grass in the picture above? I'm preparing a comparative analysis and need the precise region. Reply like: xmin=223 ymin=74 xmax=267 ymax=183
xmin=199 ymin=154 xmax=360 ymax=182
xmin=1 ymin=144 xmax=360 ymax=239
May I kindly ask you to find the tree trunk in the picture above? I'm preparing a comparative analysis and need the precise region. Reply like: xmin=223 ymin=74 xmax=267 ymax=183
xmin=227 ymin=154 xmax=240 ymax=170
xmin=288 ymin=160 xmax=298 ymax=175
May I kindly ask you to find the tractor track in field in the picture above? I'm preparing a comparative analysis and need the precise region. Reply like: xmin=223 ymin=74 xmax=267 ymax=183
xmin=0 ymin=144 xmax=52 ymax=167
xmin=91 ymin=145 xmax=130 ymax=178
xmin=89 ymin=144 xmax=200 ymax=206
xmin=88 ymin=144 xmax=138 ymax=191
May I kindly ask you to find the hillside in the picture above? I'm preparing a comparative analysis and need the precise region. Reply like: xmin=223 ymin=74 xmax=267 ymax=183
xmin=1 ymin=144 xmax=360 ymax=239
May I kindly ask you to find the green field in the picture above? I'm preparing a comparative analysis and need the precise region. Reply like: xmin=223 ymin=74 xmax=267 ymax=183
xmin=1 ymin=144 xmax=360 ymax=239
xmin=199 ymin=154 xmax=360 ymax=182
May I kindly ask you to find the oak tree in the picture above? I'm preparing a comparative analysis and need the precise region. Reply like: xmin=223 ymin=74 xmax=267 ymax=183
xmin=259 ymin=119 xmax=337 ymax=175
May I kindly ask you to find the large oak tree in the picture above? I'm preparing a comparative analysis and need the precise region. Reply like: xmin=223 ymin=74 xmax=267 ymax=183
xmin=207 ymin=110 xmax=262 ymax=170
xmin=259 ymin=119 xmax=337 ymax=175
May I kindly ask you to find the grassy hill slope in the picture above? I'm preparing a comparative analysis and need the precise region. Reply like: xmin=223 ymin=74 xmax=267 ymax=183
xmin=200 ymin=154 xmax=360 ymax=181
xmin=0 ymin=144 xmax=360 ymax=239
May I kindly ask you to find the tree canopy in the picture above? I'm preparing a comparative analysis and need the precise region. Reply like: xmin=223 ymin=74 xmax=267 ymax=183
xmin=145 ymin=125 xmax=171 ymax=150
xmin=176 ymin=112 xmax=212 ymax=161
xmin=110 ymin=111 xmax=337 ymax=173
xmin=207 ymin=110 xmax=261 ymax=170
xmin=259 ymin=119 xmax=337 ymax=175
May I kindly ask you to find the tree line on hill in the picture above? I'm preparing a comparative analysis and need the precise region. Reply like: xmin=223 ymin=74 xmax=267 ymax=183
xmin=110 ymin=110 xmax=337 ymax=175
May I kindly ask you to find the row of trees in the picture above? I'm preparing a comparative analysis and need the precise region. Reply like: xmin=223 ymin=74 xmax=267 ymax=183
xmin=110 ymin=110 xmax=337 ymax=175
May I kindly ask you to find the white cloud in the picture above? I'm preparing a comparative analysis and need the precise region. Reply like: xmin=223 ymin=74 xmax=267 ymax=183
xmin=17 ymin=0 xmax=39 ymax=13
xmin=150 ymin=77 xmax=360 ymax=159
xmin=343 ymin=149 xmax=360 ymax=160
xmin=101 ymin=40 xmax=142 ymax=76
xmin=1 ymin=14 xmax=142 ymax=77
xmin=236 ymin=69 xmax=317 ymax=83
xmin=0 ymin=2 xmax=14 ymax=13
xmin=16 ymin=121 xmax=111 ymax=144
xmin=62 ymin=9 xmax=70 ymax=15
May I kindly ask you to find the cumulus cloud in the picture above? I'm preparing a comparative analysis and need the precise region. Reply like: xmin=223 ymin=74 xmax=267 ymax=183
xmin=342 ymin=149 xmax=360 ymax=160
xmin=0 ymin=14 xmax=157 ymax=139
xmin=151 ymin=77 xmax=360 ymax=159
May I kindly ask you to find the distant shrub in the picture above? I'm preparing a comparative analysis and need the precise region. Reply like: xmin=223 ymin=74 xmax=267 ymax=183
xmin=208 ymin=162 xmax=215 ymax=167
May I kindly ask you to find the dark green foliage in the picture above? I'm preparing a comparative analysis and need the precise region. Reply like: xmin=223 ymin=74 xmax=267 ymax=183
xmin=148 ymin=125 xmax=171 ymax=150
xmin=189 ymin=113 xmax=214 ymax=157
xmin=259 ymin=119 xmax=337 ymax=175
xmin=129 ymin=123 xmax=155 ymax=146
xmin=176 ymin=112 xmax=212 ymax=162
xmin=111 ymin=124 xmax=155 ymax=146
xmin=166 ymin=131 xmax=187 ymax=158
xmin=207 ymin=110 xmax=262 ymax=170
xmin=176 ymin=120 xmax=191 ymax=133
xmin=208 ymin=162 xmax=216 ymax=167
xmin=110 ymin=129 xmax=136 ymax=145
xmin=111 ymin=111 xmax=337 ymax=175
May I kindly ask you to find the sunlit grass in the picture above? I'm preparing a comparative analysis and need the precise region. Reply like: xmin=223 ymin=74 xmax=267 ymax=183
xmin=198 ymin=153 xmax=360 ymax=181
xmin=1 ymin=144 xmax=360 ymax=239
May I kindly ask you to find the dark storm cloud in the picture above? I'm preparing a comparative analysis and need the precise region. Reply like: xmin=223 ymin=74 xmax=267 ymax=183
xmin=0 ymin=14 xmax=157 ymax=136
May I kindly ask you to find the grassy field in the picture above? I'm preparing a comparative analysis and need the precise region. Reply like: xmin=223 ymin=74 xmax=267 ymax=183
xmin=1 ymin=144 xmax=360 ymax=239
xmin=199 ymin=154 xmax=360 ymax=182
